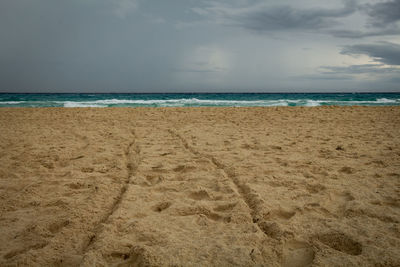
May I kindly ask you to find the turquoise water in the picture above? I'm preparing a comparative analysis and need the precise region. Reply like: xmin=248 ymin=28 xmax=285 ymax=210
xmin=0 ymin=93 xmax=400 ymax=107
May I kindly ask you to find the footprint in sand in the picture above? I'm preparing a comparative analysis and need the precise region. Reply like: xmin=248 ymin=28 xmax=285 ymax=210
xmin=145 ymin=175 xmax=163 ymax=186
xmin=316 ymin=232 xmax=362 ymax=255
xmin=213 ymin=202 xmax=237 ymax=212
xmin=133 ymin=175 xmax=163 ymax=187
xmin=282 ymin=240 xmax=315 ymax=267
xmin=173 ymin=164 xmax=195 ymax=173
xmin=259 ymin=221 xmax=285 ymax=240
xmin=48 ymin=219 xmax=70 ymax=234
xmin=267 ymin=207 xmax=296 ymax=221
xmin=189 ymin=189 xmax=212 ymax=200
xmin=152 ymin=201 xmax=172 ymax=212
xmin=339 ymin=166 xmax=355 ymax=174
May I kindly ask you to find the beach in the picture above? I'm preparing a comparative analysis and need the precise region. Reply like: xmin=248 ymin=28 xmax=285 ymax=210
xmin=0 ymin=106 xmax=399 ymax=266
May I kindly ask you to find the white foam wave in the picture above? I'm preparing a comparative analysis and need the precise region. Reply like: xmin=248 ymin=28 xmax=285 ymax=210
xmin=63 ymin=101 xmax=106 ymax=108
xmin=56 ymin=98 xmax=290 ymax=106
xmin=304 ymin=99 xmax=399 ymax=105
xmin=305 ymin=100 xmax=321 ymax=107
xmin=376 ymin=98 xmax=397 ymax=103
xmin=0 ymin=101 xmax=24 ymax=104
xmin=93 ymin=98 xmax=284 ymax=105
xmin=1 ymin=97 xmax=399 ymax=107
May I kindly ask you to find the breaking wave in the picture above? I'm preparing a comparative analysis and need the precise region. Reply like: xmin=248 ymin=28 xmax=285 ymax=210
xmin=0 ymin=95 xmax=399 ymax=107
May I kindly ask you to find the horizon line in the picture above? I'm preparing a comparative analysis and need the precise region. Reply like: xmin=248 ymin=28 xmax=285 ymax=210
xmin=1 ymin=91 xmax=400 ymax=94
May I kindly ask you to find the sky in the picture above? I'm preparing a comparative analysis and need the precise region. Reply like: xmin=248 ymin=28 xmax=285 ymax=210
xmin=0 ymin=0 xmax=399 ymax=93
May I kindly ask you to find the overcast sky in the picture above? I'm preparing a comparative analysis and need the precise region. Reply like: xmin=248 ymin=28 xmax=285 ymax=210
xmin=0 ymin=0 xmax=399 ymax=93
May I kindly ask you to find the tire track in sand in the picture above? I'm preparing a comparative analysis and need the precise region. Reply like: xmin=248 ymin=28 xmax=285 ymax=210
xmin=168 ymin=129 xmax=268 ymax=234
xmin=78 ymin=126 xmax=277 ymax=266
xmin=81 ymin=129 xmax=140 ymax=257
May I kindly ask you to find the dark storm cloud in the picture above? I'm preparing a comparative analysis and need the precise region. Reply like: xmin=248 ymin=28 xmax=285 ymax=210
xmin=0 ymin=0 xmax=182 ymax=92
xmin=330 ymin=0 xmax=400 ymax=39
xmin=236 ymin=0 xmax=357 ymax=32
xmin=0 ymin=0 xmax=399 ymax=92
xmin=196 ymin=0 xmax=357 ymax=32
xmin=330 ymin=27 xmax=400 ymax=38
xmin=363 ymin=0 xmax=400 ymax=27
xmin=195 ymin=0 xmax=400 ymax=39
xmin=341 ymin=43 xmax=400 ymax=65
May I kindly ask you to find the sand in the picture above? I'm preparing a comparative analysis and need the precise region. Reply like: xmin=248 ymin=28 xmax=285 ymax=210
xmin=0 ymin=107 xmax=399 ymax=266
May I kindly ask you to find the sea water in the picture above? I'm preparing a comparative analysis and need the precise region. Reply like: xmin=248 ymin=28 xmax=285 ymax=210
xmin=0 ymin=93 xmax=399 ymax=107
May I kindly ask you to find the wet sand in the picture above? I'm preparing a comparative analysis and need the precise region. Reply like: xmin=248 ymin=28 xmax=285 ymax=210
xmin=0 ymin=107 xmax=399 ymax=266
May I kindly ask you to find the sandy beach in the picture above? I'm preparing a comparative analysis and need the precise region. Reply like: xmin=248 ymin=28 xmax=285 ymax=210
xmin=0 ymin=107 xmax=399 ymax=266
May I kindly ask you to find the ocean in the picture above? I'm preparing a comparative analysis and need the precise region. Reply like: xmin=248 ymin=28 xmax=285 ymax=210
xmin=0 ymin=93 xmax=399 ymax=107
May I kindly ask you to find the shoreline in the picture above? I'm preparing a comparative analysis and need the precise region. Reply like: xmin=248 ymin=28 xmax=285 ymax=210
xmin=1 ymin=105 xmax=400 ymax=109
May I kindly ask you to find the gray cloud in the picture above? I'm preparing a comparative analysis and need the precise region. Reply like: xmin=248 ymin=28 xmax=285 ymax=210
xmin=194 ymin=0 xmax=400 ymax=39
xmin=195 ymin=0 xmax=357 ymax=32
xmin=241 ymin=0 xmax=356 ymax=31
xmin=341 ymin=42 xmax=400 ymax=65
xmin=295 ymin=63 xmax=400 ymax=91
xmin=172 ymin=66 xmax=227 ymax=73
xmin=319 ymin=64 xmax=400 ymax=74
xmin=329 ymin=0 xmax=400 ymax=38
xmin=363 ymin=0 xmax=400 ymax=27
xmin=293 ymin=74 xmax=353 ymax=81
xmin=330 ymin=27 xmax=400 ymax=38
xmin=113 ymin=0 xmax=139 ymax=19
xmin=0 ymin=0 xmax=399 ymax=93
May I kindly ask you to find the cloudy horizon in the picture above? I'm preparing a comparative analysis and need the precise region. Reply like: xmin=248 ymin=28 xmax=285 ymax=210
xmin=0 ymin=0 xmax=399 ymax=93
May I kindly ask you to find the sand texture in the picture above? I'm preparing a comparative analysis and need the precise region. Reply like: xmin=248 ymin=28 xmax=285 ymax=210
xmin=0 ymin=107 xmax=399 ymax=266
